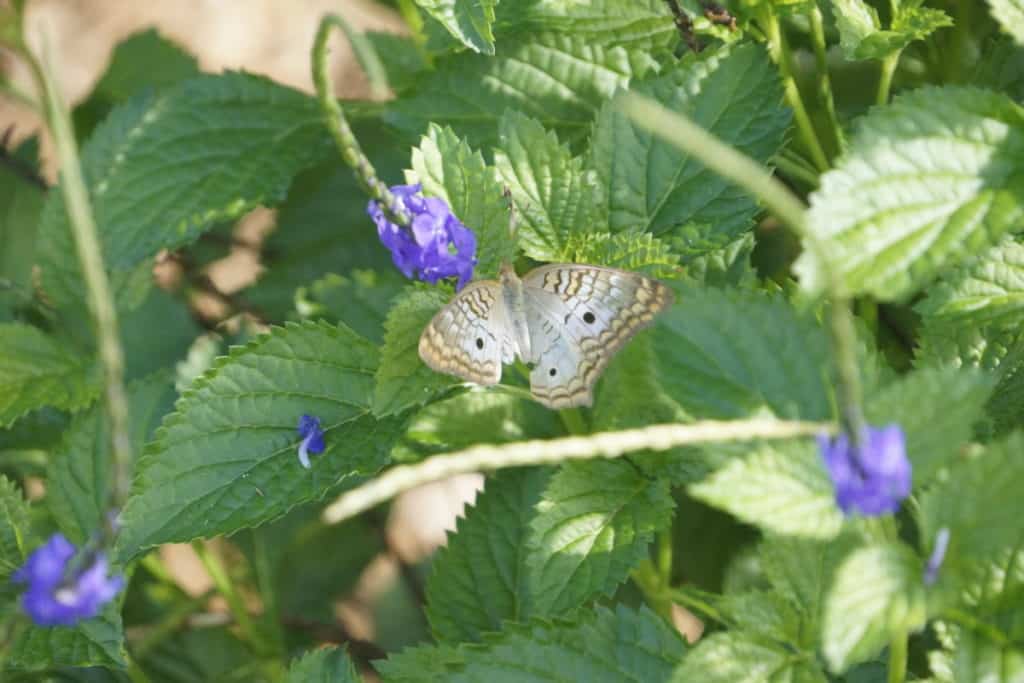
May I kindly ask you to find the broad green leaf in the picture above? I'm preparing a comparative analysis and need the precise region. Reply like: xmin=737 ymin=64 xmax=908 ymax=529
xmin=298 ymin=270 xmax=404 ymax=344
xmin=652 ymin=288 xmax=831 ymax=420
xmin=559 ymin=232 xmax=681 ymax=278
xmin=0 ymin=162 xmax=44 ymax=317
xmin=0 ymin=476 xmax=31 ymax=579
xmin=865 ymin=367 xmax=995 ymax=485
xmin=524 ymin=459 xmax=674 ymax=616
xmin=373 ymin=287 xmax=456 ymax=417
xmin=408 ymin=125 xmax=514 ymax=278
xmin=119 ymin=286 xmax=200 ymax=381
xmin=590 ymin=43 xmax=789 ymax=245
xmin=416 ymin=0 xmax=497 ymax=54
xmin=379 ymin=604 xmax=686 ymax=681
xmin=683 ymin=233 xmax=758 ymax=288
xmin=519 ymin=0 xmax=676 ymax=50
xmin=39 ymin=72 xmax=331 ymax=310
xmin=47 ymin=372 xmax=177 ymax=544
xmin=385 ymin=33 xmax=658 ymax=149
xmin=426 ymin=467 xmax=551 ymax=642
xmin=671 ymin=632 xmax=827 ymax=683
xmin=83 ymin=28 xmax=199 ymax=102
xmin=972 ymin=37 xmax=1024 ymax=104
xmin=717 ymin=590 xmax=804 ymax=646
xmin=919 ymin=433 xmax=1024 ymax=569
xmin=115 ymin=321 xmax=401 ymax=561
xmin=915 ymin=237 xmax=1024 ymax=328
xmin=915 ymin=320 xmax=1021 ymax=373
xmin=367 ymin=32 xmax=429 ymax=93
xmin=494 ymin=112 xmax=602 ymax=262
xmin=959 ymin=541 xmax=1024 ymax=637
xmin=990 ymin=0 xmax=1024 ymax=45
xmin=690 ymin=440 xmax=844 ymax=540
xmin=831 ymin=0 xmax=951 ymax=61
xmin=823 ymin=543 xmax=926 ymax=673
xmin=7 ymin=603 xmax=127 ymax=670
xmin=796 ymin=86 xmax=1024 ymax=301
xmin=830 ymin=0 xmax=881 ymax=60
xmin=285 ymin=646 xmax=362 ymax=682
xmin=950 ymin=628 xmax=1024 ymax=683
xmin=0 ymin=323 xmax=99 ymax=427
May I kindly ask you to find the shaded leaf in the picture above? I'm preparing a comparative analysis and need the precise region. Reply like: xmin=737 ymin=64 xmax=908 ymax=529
xmin=671 ymin=632 xmax=827 ymax=683
xmin=285 ymin=646 xmax=362 ymax=682
xmin=416 ymin=0 xmax=497 ymax=54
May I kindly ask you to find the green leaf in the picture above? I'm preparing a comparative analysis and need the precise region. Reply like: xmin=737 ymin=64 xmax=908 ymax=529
xmin=385 ymin=33 xmax=658 ymax=149
xmin=373 ymin=287 xmax=457 ymax=417
xmin=831 ymin=0 xmax=951 ymax=61
xmin=285 ymin=646 xmax=362 ymax=682
xmin=823 ymin=543 xmax=926 ymax=673
xmin=47 ymin=372 xmax=177 ymax=544
xmin=7 ymin=603 xmax=127 ymax=670
xmin=683 ymin=233 xmax=758 ymax=288
xmin=119 ymin=286 xmax=200 ymax=381
xmin=652 ymin=288 xmax=831 ymax=420
xmin=796 ymin=86 xmax=1024 ymax=301
xmin=689 ymin=440 xmax=843 ymax=540
xmin=559 ymin=232 xmax=681 ymax=279
xmin=408 ymin=125 xmax=514 ymax=278
xmin=0 ymin=323 xmax=100 ymax=427
xmin=524 ymin=459 xmax=674 ymax=616
xmin=671 ymin=632 xmax=827 ymax=683
xmin=990 ymin=0 xmax=1024 ymax=45
xmin=950 ymin=628 xmax=1024 ymax=683
xmin=416 ymin=0 xmax=496 ymax=54
xmin=494 ymin=112 xmax=601 ymax=262
xmin=366 ymin=32 xmax=429 ymax=93
xmin=0 ymin=476 xmax=31 ymax=579
xmin=915 ymin=237 xmax=1024 ymax=328
xmin=919 ymin=433 xmax=1024 ymax=571
xmin=114 ymin=321 xmax=401 ymax=562
xmin=865 ymin=367 xmax=995 ymax=485
xmin=590 ymin=43 xmax=789 ymax=244
xmin=830 ymin=0 xmax=882 ymax=60
xmin=39 ymin=72 xmax=331 ymax=310
xmin=426 ymin=467 xmax=551 ymax=642
xmin=518 ymin=0 xmax=676 ymax=51
xmin=88 ymin=28 xmax=199 ymax=102
xmin=379 ymin=604 xmax=686 ymax=681
xmin=298 ymin=270 xmax=404 ymax=345
xmin=717 ymin=590 xmax=804 ymax=646
xmin=0 ymin=163 xmax=44 ymax=316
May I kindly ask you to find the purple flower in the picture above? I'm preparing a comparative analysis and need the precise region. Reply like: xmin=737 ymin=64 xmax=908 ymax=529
xmin=297 ymin=414 xmax=326 ymax=469
xmin=924 ymin=527 xmax=950 ymax=586
xmin=12 ymin=533 xmax=123 ymax=626
xmin=818 ymin=424 xmax=911 ymax=517
xmin=367 ymin=184 xmax=477 ymax=290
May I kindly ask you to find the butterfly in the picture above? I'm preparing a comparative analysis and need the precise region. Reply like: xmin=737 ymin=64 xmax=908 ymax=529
xmin=418 ymin=263 xmax=674 ymax=409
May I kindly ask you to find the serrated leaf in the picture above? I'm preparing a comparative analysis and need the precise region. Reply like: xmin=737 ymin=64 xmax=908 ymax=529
xmin=0 ymin=476 xmax=31 ymax=579
xmin=39 ymin=72 xmax=331 ymax=310
xmin=0 ymin=164 xmax=44 ymax=317
xmin=683 ymin=233 xmax=757 ymax=288
xmin=519 ymin=0 xmax=676 ymax=50
xmin=7 ymin=603 xmax=127 ymax=670
xmin=47 ymin=372 xmax=177 ymax=544
xmin=919 ymin=433 xmax=1024 ymax=571
xmin=559 ymin=231 xmax=681 ymax=278
xmin=494 ymin=112 xmax=601 ymax=262
xmin=915 ymin=237 xmax=1024 ymax=327
xmin=524 ymin=459 xmax=674 ymax=616
xmin=379 ymin=604 xmax=686 ymax=682
xmin=115 ymin=321 xmax=401 ymax=561
xmin=299 ymin=270 xmax=404 ymax=345
xmin=671 ymin=632 xmax=827 ymax=683
xmin=0 ymin=323 xmax=100 ymax=427
xmin=717 ymin=590 xmax=804 ymax=646
xmin=416 ymin=0 xmax=496 ymax=54
xmin=796 ymin=86 xmax=1024 ymax=301
xmin=408 ymin=125 xmax=513 ymax=278
xmin=990 ymin=0 xmax=1024 ymax=45
xmin=823 ymin=543 xmax=926 ymax=673
xmin=591 ymin=43 xmax=789 ymax=246
xmin=831 ymin=0 xmax=951 ymax=61
xmin=690 ymin=440 xmax=843 ymax=540
xmin=972 ymin=37 xmax=1024 ymax=104
xmin=652 ymin=288 xmax=831 ymax=420
xmin=88 ymin=28 xmax=199 ymax=102
xmin=426 ymin=467 xmax=551 ymax=642
xmin=385 ymin=33 xmax=658 ymax=149
xmin=285 ymin=646 xmax=362 ymax=682
xmin=915 ymin=320 xmax=1021 ymax=373
xmin=373 ymin=287 xmax=457 ymax=417
xmin=830 ymin=0 xmax=881 ymax=60
xmin=865 ymin=367 xmax=995 ymax=485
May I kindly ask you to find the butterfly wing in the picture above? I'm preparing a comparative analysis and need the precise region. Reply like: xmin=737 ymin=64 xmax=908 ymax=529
xmin=522 ymin=264 xmax=673 ymax=408
xmin=418 ymin=280 xmax=515 ymax=385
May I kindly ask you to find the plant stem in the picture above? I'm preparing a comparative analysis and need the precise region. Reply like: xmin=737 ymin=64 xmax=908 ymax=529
xmin=311 ymin=14 xmax=409 ymax=225
xmin=807 ymin=4 xmax=844 ymax=155
xmin=191 ymin=541 xmax=263 ymax=653
xmin=133 ymin=588 xmax=217 ymax=658
xmin=32 ymin=38 xmax=134 ymax=530
xmin=668 ymin=587 xmax=724 ymax=623
xmin=887 ymin=631 xmax=907 ymax=683
xmin=558 ymin=408 xmax=588 ymax=435
xmin=773 ymin=151 xmax=820 ymax=190
xmin=763 ymin=9 xmax=830 ymax=172
xmin=876 ymin=51 xmax=901 ymax=106
xmin=656 ymin=528 xmax=672 ymax=586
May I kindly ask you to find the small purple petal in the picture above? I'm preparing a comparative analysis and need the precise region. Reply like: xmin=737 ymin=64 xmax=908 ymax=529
xmin=296 ymin=414 xmax=326 ymax=468
xmin=819 ymin=424 xmax=912 ymax=517
xmin=924 ymin=527 xmax=951 ymax=586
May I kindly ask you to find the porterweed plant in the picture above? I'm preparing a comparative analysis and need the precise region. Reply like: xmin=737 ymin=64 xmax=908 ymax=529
xmin=0 ymin=0 xmax=1022 ymax=680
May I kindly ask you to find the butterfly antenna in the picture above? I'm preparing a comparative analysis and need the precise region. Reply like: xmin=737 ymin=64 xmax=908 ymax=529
xmin=503 ymin=186 xmax=519 ymax=242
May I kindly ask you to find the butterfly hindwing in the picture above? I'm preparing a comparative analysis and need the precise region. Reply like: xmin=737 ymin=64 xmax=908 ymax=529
xmin=522 ymin=264 xmax=674 ymax=409
xmin=418 ymin=281 xmax=514 ymax=385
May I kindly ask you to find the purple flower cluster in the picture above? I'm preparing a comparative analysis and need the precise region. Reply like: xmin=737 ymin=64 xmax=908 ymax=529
xmin=818 ymin=424 xmax=911 ymax=517
xmin=13 ymin=533 xmax=123 ymax=626
xmin=296 ymin=414 xmax=326 ymax=469
xmin=368 ymin=184 xmax=477 ymax=290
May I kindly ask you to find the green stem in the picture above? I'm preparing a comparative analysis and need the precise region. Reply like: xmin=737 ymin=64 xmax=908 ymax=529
xmin=126 ymin=657 xmax=154 ymax=683
xmin=773 ymin=151 xmax=820 ymax=190
xmin=876 ymin=51 xmax=901 ymax=106
xmin=667 ymin=587 xmax=724 ymax=624
xmin=251 ymin=530 xmax=285 ymax=656
xmin=763 ymin=9 xmax=830 ymax=172
xmin=32 ymin=37 xmax=134 ymax=530
xmin=631 ymin=560 xmax=672 ymax=619
xmin=312 ymin=14 xmax=408 ymax=225
xmin=887 ymin=630 xmax=907 ymax=683
xmin=656 ymin=528 xmax=672 ymax=585
xmin=807 ymin=4 xmax=844 ymax=155
xmin=558 ymin=408 xmax=588 ymax=436
xmin=133 ymin=588 xmax=216 ymax=658
xmin=192 ymin=541 xmax=263 ymax=653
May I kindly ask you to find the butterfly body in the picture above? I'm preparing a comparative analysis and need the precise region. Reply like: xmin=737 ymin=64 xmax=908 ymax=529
xmin=418 ymin=264 xmax=673 ymax=409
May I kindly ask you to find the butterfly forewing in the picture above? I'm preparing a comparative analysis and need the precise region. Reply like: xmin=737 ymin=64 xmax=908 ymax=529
xmin=417 ymin=281 xmax=514 ymax=385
